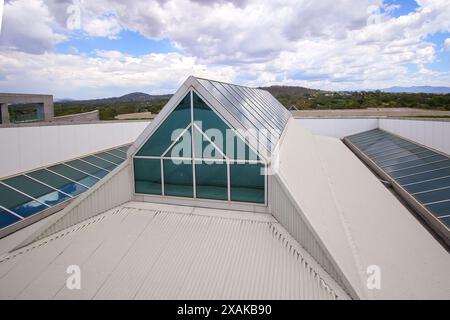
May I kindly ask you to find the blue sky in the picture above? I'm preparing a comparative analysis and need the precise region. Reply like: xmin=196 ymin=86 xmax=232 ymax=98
xmin=0 ymin=0 xmax=449 ymax=99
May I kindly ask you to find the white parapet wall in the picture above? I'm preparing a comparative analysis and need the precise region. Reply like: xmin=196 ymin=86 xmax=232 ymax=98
xmin=379 ymin=118 xmax=450 ymax=155
xmin=0 ymin=121 xmax=149 ymax=178
xmin=297 ymin=118 xmax=378 ymax=138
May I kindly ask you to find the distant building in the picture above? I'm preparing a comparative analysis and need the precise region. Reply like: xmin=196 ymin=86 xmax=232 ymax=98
xmin=0 ymin=93 xmax=54 ymax=124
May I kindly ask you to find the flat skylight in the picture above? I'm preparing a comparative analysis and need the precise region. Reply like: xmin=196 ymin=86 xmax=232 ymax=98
xmin=0 ymin=144 xmax=131 ymax=237
xmin=344 ymin=129 xmax=449 ymax=244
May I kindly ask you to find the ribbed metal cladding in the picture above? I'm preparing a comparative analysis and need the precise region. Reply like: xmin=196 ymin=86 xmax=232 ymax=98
xmin=269 ymin=175 xmax=351 ymax=297
xmin=33 ymin=162 xmax=133 ymax=241
xmin=0 ymin=204 xmax=348 ymax=300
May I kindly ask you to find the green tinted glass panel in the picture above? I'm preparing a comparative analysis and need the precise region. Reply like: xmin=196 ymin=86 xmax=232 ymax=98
xmin=107 ymin=149 xmax=126 ymax=159
xmin=230 ymin=163 xmax=265 ymax=203
xmin=134 ymin=158 xmax=162 ymax=195
xmin=137 ymin=94 xmax=191 ymax=156
xmin=195 ymin=160 xmax=227 ymax=200
xmin=0 ymin=184 xmax=47 ymax=217
xmin=82 ymin=156 xmax=117 ymax=171
xmin=95 ymin=152 xmax=123 ymax=164
xmin=48 ymin=164 xmax=98 ymax=187
xmin=193 ymin=126 xmax=224 ymax=160
xmin=66 ymin=159 xmax=109 ymax=178
xmin=3 ymin=175 xmax=54 ymax=198
xmin=165 ymin=127 xmax=192 ymax=158
xmin=163 ymin=159 xmax=193 ymax=198
xmin=193 ymin=92 xmax=259 ymax=161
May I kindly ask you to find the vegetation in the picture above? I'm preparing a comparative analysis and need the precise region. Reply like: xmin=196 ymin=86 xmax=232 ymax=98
xmin=54 ymin=99 xmax=169 ymax=120
xmin=51 ymin=88 xmax=450 ymax=122
xmin=262 ymin=87 xmax=450 ymax=111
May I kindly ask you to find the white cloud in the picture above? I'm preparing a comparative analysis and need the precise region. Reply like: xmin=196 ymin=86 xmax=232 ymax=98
xmin=445 ymin=38 xmax=450 ymax=51
xmin=0 ymin=0 xmax=450 ymax=97
xmin=82 ymin=15 xmax=122 ymax=39
xmin=0 ymin=0 xmax=66 ymax=53
xmin=0 ymin=49 xmax=235 ymax=98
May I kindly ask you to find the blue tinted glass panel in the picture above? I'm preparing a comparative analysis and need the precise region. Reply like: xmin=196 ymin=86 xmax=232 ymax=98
xmin=426 ymin=201 xmax=450 ymax=217
xmin=3 ymin=175 xmax=70 ymax=207
xmin=0 ymin=208 xmax=21 ymax=229
xmin=0 ymin=184 xmax=47 ymax=218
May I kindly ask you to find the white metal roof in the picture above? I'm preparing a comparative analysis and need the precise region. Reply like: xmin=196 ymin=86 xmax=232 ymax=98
xmin=0 ymin=201 xmax=348 ymax=300
xmin=276 ymin=118 xmax=450 ymax=299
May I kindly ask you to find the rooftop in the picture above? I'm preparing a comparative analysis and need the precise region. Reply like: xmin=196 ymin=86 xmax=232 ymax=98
xmin=0 ymin=76 xmax=449 ymax=300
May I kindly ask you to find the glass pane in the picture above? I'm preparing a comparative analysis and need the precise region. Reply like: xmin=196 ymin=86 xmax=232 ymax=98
xmin=82 ymin=156 xmax=117 ymax=171
xmin=378 ymin=150 xmax=436 ymax=168
xmin=404 ymin=176 xmax=450 ymax=194
xmin=193 ymin=92 xmax=259 ymax=161
xmin=107 ymin=149 xmax=126 ymax=159
xmin=365 ymin=141 xmax=418 ymax=157
xmin=439 ymin=216 xmax=450 ymax=227
xmin=66 ymin=159 xmax=109 ymax=179
xmin=384 ymin=154 xmax=446 ymax=173
xmin=0 ymin=208 xmax=21 ymax=229
xmin=137 ymin=94 xmax=191 ymax=156
xmin=48 ymin=164 xmax=98 ymax=187
xmin=390 ymin=160 xmax=450 ymax=179
xmin=165 ymin=127 xmax=192 ymax=158
xmin=28 ymin=169 xmax=87 ymax=197
xmin=3 ymin=175 xmax=70 ymax=207
xmin=193 ymin=126 xmax=224 ymax=160
xmin=95 ymin=152 xmax=123 ymax=164
xmin=134 ymin=158 xmax=162 ymax=195
xmin=397 ymin=167 xmax=450 ymax=186
xmin=0 ymin=184 xmax=47 ymax=217
xmin=372 ymin=147 xmax=428 ymax=163
xmin=426 ymin=201 xmax=450 ymax=217
xmin=195 ymin=160 xmax=228 ymax=200
xmin=230 ymin=163 xmax=265 ymax=203
xmin=163 ymin=159 xmax=193 ymax=198
xmin=414 ymin=188 xmax=450 ymax=205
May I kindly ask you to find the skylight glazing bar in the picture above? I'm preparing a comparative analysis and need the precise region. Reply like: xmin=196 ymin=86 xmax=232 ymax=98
xmin=0 ymin=181 xmax=50 ymax=208
xmin=62 ymin=163 xmax=101 ymax=180
xmin=24 ymin=174 xmax=74 ymax=199
xmin=44 ymin=168 xmax=91 ymax=189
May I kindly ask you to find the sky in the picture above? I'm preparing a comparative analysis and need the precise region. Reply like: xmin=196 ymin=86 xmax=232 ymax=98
xmin=0 ymin=0 xmax=449 ymax=99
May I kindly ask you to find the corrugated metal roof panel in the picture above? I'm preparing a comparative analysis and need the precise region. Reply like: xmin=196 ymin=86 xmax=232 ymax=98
xmin=0 ymin=202 xmax=348 ymax=300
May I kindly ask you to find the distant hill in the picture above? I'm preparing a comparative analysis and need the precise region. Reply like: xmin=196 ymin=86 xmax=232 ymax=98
xmin=58 ymin=92 xmax=172 ymax=104
xmin=381 ymin=86 xmax=450 ymax=94
xmin=259 ymin=85 xmax=324 ymax=96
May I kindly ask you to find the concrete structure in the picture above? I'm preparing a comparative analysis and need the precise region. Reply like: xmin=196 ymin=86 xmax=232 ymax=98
xmin=115 ymin=112 xmax=156 ymax=120
xmin=0 ymin=93 xmax=54 ymax=124
xmin=53 ymin=110 xmax=99 ymax=123
xmin=0 ymin=77 xmax=449 ymax=300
